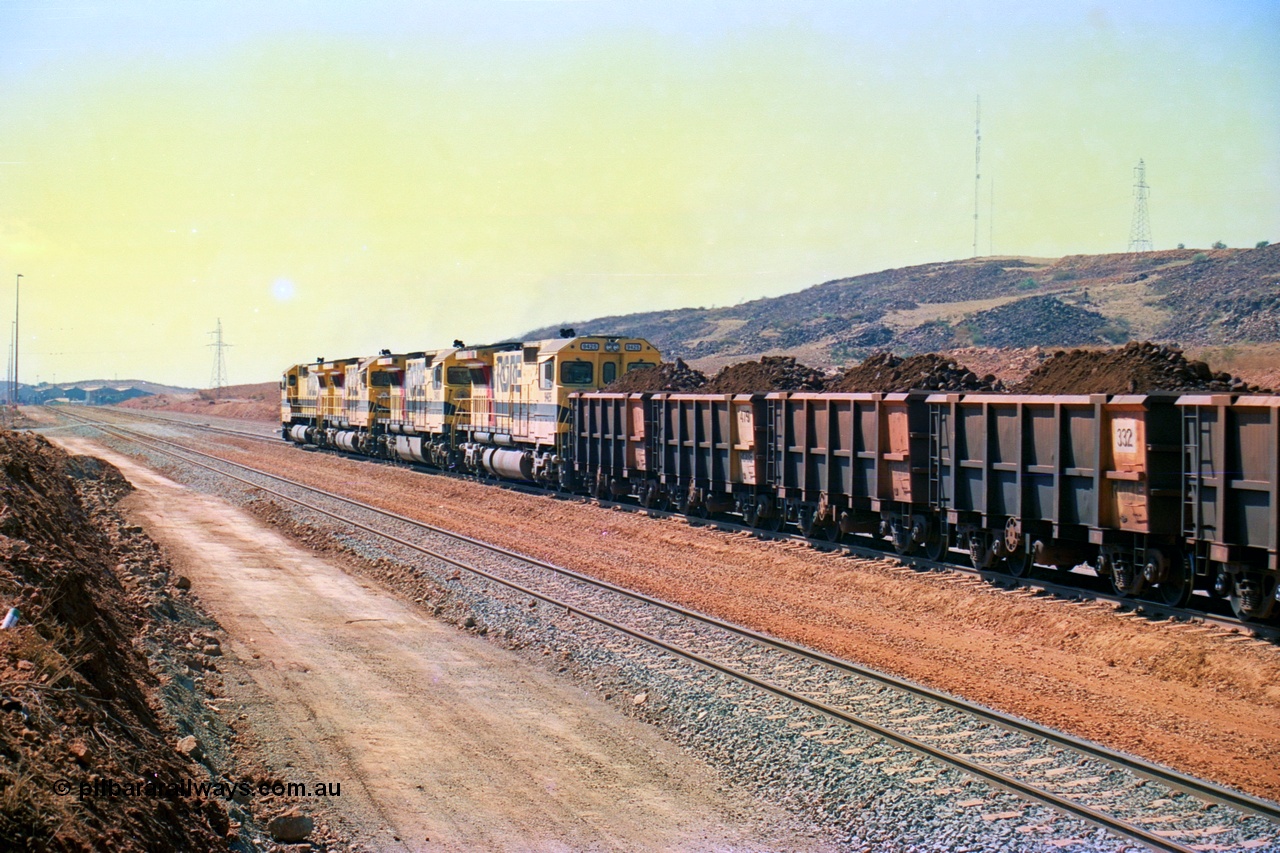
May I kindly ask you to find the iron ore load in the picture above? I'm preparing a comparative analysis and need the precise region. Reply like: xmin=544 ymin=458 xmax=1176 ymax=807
xmin=282 ymin=340 xmax=1280 ymax=622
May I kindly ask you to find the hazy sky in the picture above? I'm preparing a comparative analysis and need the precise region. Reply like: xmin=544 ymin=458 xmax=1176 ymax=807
xmin=1 ymin=1 xmax=1276 ymax=387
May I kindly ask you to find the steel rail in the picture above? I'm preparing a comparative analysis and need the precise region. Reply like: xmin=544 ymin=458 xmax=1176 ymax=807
xmin=91 ymin=406 xmax=280 ymax=444
xmin=79 ymin=404 xmax=1277 ymax=639
xmin=59 ymin=409 xmax=1280 ymax=851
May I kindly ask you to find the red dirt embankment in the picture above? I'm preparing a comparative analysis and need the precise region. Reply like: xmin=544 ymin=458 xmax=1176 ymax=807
xmin=119 ymin=381 xmax=279 ymax=422
xmin=212 ymin=437 xmax=1280 ymax=803
xmin=0 ymin=431 xmax=231 ymax=850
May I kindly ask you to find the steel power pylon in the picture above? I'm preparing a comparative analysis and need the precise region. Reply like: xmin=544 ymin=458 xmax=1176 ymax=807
xmin=1128 ymin=159 xmax=1153 ymax=253
xmin=208 ymin=318 xmax=232 ymax=399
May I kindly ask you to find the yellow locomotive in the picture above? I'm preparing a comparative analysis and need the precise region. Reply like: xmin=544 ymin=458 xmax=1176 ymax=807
xmin=282 ymin=332 xmax=660 ymax=487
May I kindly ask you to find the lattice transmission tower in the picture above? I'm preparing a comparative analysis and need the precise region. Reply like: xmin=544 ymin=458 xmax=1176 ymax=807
xmin=972 ymin=95 xmax=981 ymax=258
xmin=1128 ymin=159 xmax=1153 ymax=253
xmin=208 ymin=318 xmax=232 ymax=399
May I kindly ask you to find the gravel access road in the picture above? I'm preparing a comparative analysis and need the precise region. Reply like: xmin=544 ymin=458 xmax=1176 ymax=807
xmin=52 ymin=435 xmax=833 ymax=853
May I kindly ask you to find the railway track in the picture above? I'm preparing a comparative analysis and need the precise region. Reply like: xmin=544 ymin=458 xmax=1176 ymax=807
xmin=53 ymin=407 xmax=1280 ymax=852
xmin=60 ymin=405 xmax=1278 ymax=639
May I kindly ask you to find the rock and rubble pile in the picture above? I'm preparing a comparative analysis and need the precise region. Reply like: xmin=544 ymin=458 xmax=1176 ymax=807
xmin=944 ymin=347 xmax=1050 ymax=386
xmin=827 ymin=352 xmax=1002 ymax=393
xmin=701 ymin=356 xmax=827 ymax=394
xmin=964 ymin=295 xmax=1112 ymax=348
xmin=604 ymin=358 xmax=708 ymax=392
xmin=0 ymin=430 xmax=233 ymax=851
xmin=1014 ymin=341 xmax=1268 ymax=394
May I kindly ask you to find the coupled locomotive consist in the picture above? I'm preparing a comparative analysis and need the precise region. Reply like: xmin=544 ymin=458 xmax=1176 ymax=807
xmin=280 ymin=333 xmax=660 ymax=488
xmin=283 ymin=343 xmax=1280 ymax=622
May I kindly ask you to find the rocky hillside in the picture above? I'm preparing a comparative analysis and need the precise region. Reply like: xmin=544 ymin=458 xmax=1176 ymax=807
xmin=524 ymin=245 xmax=1280 ymax=367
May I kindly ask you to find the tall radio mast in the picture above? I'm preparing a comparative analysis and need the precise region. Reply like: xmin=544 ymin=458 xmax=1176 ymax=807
xmin=973 ymin=95 xmax=981 ymax=258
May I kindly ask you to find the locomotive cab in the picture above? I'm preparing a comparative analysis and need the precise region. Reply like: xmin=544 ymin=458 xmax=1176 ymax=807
xmin=280 ymin=364 xmax=310 ymax=430
xmin=458 ymin=335 xmax=659 ymax=484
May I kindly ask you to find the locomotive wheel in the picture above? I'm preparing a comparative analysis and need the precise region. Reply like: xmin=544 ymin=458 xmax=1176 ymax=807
xmin=1229 ymin=573 xmax=1276 ymax=622
xmin=1146 ymin=553 xmax=1193 ymax=608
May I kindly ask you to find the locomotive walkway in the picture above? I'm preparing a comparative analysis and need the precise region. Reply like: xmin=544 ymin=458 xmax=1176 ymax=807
xmin=53 ymin=408 xmax=1280 ymax=852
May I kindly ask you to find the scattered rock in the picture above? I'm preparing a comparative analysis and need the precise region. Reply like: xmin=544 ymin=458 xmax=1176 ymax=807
xmin=175 ymin=735 xmax=202 ymax=760
xmin=633 ymin=692 xmax=648 ymax=706
xmin=174 ymin=575 xmax=192 ymax=591
xmin=267 ymin=808 xmax=314 ymax=843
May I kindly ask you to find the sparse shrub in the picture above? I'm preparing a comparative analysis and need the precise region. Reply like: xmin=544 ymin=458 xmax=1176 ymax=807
xmin=1257 ymin=240 xmax=1271 ymax=249
xmin=1017 ymin=278 xmax=1038 ymax=291
xmin=1177 ymin=243 xmax=1185 ymax=249
xmin=1192 ymin=253 xmax=1208 ymax=263
xmin=1212 ymin=240 xmax=1227 ymax=249
xmin=1051 ymin=269 xmax=1077 ymax=282
xmin=1099 ymin=319 xmax=1132 ymax=344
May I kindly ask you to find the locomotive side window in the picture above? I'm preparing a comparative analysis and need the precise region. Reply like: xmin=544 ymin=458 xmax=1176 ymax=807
xmin=447 ymin=366 xmax=472 ymax=385
xmin=370 ymin=372 xmax=393 ymax=387
xmin=560 ymin=361 xmax=593 ymax=385
xmin=287 ymin=375 xmax=297 ymax=387
xmin=540 ymin=361 xmax=553 ymax=390
xmin=626 ymin=360 xmax=655 ymax=372
xmin=433 ymin=365 xmax=443 ymax=390
xmin=602 ymin=362 xmax=617 ymax=384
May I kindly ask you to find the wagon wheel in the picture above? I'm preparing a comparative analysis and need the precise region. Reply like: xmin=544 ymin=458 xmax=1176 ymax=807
xmin=762 ymin=505 xmax=786 ymax=532
xmin=923 ymin=520 xmax=947 ymax=562
xmin=1228 ymin=573 xmax=1276 ymax=622
xmin=1106 ymin=549 xmax=1145 ymax=598
xmin=796 ymin=505 xmax=818 ymax=538
xmin=823 ymin=517 xmax=843 ymax=544
xmin=741 ymin=500 xmax=761 ymax=528
xmin=965 ymin=532 xmax=994 ymax=570
xmin=1002 ymin=546 xmax=1032 ymax=578
xmin=639 ymin=482 xmax=659 ymax=510
xmin=1145 ymin=551 xmax=1193 ymax=608
xmin=891 ymin=520 xmax=918 ymax=556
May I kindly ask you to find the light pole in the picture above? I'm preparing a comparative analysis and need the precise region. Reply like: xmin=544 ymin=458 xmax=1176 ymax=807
xmin=12 ymin=273 xmax=21 ymax=406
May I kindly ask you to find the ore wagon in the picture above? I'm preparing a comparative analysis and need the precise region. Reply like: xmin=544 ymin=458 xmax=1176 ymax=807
xmin=926 ymin=392 xmax=1190 ymax=605
xmin=1179 ymin=394 xmax=1280 ymax=619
